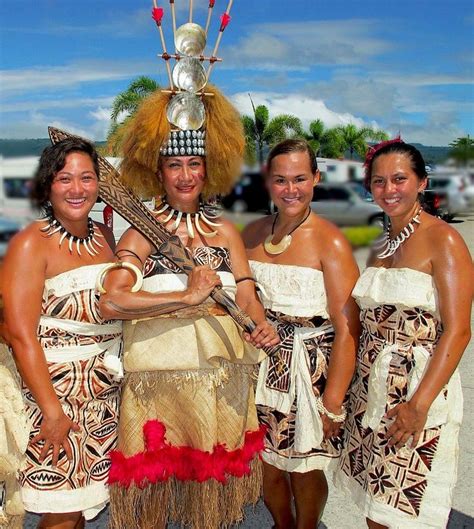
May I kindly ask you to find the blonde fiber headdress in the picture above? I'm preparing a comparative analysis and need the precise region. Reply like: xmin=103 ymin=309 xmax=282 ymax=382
xmin=119 ymin=1 xmax=244 ymax=199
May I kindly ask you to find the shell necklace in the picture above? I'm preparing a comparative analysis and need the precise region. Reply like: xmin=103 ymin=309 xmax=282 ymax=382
xmin=154 ymin=198 xmax=222 ymax=238
xmin=376 ymin=207 xmax=422 ymax=259
xmin=38 ymin=209 xmax=104 ymax=256
xmin=264 ymin=208 xmax=311 ymax=255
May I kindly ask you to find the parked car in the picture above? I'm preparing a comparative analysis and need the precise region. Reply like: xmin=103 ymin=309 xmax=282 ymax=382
xmin=0 ymin=156 xmax=39 ymax=226
xmin=0 ymin=217 xmax=20 ymax=257
xmin=310 ymin=182 xmax=384 ymax=226
xmin=221 ymin=171 xmax=270 ymax=213
xmin=425 ymin=173 xmax=470 ymax=220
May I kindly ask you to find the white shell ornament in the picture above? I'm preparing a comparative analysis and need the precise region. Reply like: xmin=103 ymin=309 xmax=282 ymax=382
xmin=175 ymin=23 xmax=207 ymax=56
xmin=166 ymin=92 xmax=205 ymax=130
xmin=172 ymin=57 xmax=207 ymax=93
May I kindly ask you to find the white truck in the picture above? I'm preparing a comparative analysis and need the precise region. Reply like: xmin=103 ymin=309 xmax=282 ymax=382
xmin=0 ymin=155 xmax=131 ymax=241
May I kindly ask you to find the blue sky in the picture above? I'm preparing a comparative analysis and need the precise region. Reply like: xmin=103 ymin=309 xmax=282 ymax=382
xmin=1 ymin=0 xmax=473 ymax=146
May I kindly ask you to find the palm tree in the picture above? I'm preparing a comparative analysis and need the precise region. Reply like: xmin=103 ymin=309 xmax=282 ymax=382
xmin=242 ymin=96 xmax=303 ymax=166
xmin=106 ymin=76 xmax=160 ymax=155
xmin=335 ymin=124 xmax=388 ymax=160
xmin=448 ymin=136 xmax=474 ymax=167
xmin=304 ymin=119 xmax=344 ymax=158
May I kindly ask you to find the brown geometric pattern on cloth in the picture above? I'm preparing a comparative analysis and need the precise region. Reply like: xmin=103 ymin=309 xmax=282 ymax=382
xmin=339 ymin=304 xmax=445 ymax=518
xmin=42 ymin=287 xmax=106 ymax=324
xmin=263 ymin=310 xmax=329 ymax=393
xmin=39 ymin=286 xmax=121 ymax=350
xmin=257 ymin=310 xmax=342 ymax=462
xmin=19 ymin=351 xmax=120 ymax=493
xmin=144 ymin=245 xmax=232 ymax=277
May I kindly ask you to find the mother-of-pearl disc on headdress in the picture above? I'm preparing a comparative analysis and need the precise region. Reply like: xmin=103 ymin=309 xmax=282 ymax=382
xmin=175 ymin=22 xmax=207 ymax=56
xmin=166 ymin=92 xmax=205 ymax=130
xmin=172 ymin=57 xmax=207 ymax=93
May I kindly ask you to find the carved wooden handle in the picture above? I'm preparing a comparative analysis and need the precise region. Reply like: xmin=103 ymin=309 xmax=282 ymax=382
xmin=98 ymin=177 xmax=280 ymax=356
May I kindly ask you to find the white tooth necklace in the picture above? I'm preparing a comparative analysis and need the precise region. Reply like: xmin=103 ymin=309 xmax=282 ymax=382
xmin=154 ymin=198 xmax=222 ymax=238
xmin=37 ymin=209 xmax=104 ymax=256
xmin=376 ymin=207 xmax=422 ymax=259
xmin=263 ymin=208 xmax=311 ymax=255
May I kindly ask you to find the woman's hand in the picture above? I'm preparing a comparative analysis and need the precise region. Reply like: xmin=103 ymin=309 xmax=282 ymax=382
xmin=183 ymin=265 xmax=222 ymax=306
xmin=319 ymin=397 xmax=345 ymax=440
xmin=385 ymin=401 xmax=428 ymax=449
xmin=31 ymin=411 xmax=80 ymax=467
xmin=244 ymin=320 xmax=280 ymax=349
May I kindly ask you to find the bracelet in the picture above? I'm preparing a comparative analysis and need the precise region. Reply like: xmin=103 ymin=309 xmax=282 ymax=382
xmin=315 ymin=397 xmax=347 ymax=423
xmin=115 ymin=249 xmax=144 ymax=265
xmin=235 ymin=276 xmax=256 ymax=284
xmin=96 ymin=262 xmax=143 ymax=294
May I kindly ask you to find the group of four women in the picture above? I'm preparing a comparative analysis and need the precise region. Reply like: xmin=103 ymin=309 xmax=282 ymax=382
xmin=2 ymin=117 xmax=472 ymax=529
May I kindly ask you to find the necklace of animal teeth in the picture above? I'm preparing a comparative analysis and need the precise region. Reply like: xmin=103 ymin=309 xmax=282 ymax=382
xmin=154 ymin=199 xmax=222 ymax=238
xmin=37 ymin=211 xmax=104 ymax=256
xmin=375 ymin=207 xmax=422 ymax=259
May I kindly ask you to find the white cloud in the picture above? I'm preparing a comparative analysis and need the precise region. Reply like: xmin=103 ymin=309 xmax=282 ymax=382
xmin=1 ymin=97 xmax=115 ymax=113
xmin=0 ymin=60 xmax=158 ymax=95
xmin=0 ymin=108 xmax=112 ymax=141
xmin=388 ymin=115 xmax=467 ymax=147
xmin=231 ymin=91 xmax=377 ymax=130
xmin=223 ymin=19 xmax=392 ymax=71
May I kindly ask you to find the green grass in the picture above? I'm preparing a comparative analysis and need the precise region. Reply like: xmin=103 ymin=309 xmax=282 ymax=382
xmin=234 ymin=220 xmax=381 ymax=247
xmin=342 ymin=226 xmax=382 ymax=247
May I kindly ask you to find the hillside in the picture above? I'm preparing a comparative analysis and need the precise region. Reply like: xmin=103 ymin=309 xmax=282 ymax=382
xmin=0 ymin=138 xmax=450 ymax=166
xmin=0 ymin=138 xmax=107 ymax=157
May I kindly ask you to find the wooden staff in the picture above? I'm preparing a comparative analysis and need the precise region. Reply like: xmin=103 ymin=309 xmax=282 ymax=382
xmin=205 ymin=0 xmax=216 ymax=35
xmin=189 ymin=0 xmax=193 ymax=23
xmin=47 ymin=127 xmax=280 ymax=357
xmin=206 ymin=0 xmax=233 ymax=82
xmin=152 ymin=1 xmax=174 ymax=88
xmin=169 ymin=0 xmax=177 ymax=48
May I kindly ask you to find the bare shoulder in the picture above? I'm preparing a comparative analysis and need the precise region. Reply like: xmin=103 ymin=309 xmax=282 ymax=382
xmin=94 ymin=221 xmax=115 ymax=250
xmin=241 ymin=215 xmax=271 ymax=246
xmin=3 ymin=222 xmax=47 ymax=273
xmin=315 ymin=216 xmax=353 ymax=256
xmin=424 ymin=215 xmax=470 ymax=255
xmin=117 ymin=226 xmax=154 ymax=256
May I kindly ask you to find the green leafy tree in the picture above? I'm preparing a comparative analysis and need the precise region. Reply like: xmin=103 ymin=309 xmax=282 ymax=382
xmin=335 ymin=124 xmax=388 ymax=160
xmin=304 ymin=119 xmax=344 ymax=158
xmin=242 ymin=96 xmax=303 ymax=166
xmin=106 ymin=76 xmax=160 ymax=156
xmin=448 ymin=136 xmax=474 ymax=167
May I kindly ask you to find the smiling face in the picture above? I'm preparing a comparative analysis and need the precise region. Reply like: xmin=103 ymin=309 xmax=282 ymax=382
xmin=158 ymin=156 xmax=206 ymax=211
xmin=49 ymin=151 xmax=99 ymax=226
xmin=370 ymin=152 xmax=427 ymax=220
xmin=266 ymin=151 xmax=319 ymax=216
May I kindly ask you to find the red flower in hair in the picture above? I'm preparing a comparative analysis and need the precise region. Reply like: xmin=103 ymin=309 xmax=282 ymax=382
xmin=364 ymin=136 xmax=403 ymax=167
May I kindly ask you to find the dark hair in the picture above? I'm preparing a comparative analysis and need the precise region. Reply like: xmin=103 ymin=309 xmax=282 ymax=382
xmin=364 ymin=140 xmax=427 ymax=191
xmin=267 ymin=139 xmax=318 ymax=174
xmin=30 ymin=137 xmax=100 ymax=211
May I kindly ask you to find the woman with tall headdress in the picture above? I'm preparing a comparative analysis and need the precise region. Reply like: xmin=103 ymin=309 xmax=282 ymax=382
xmin=98 ymin=60 xmax=279 ymax=529
xmin=336 ymin=139 xmax=473 ymax=528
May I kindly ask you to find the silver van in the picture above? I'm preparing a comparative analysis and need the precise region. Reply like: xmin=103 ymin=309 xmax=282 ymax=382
xmin=0 ymin=156 xmax=39 ymax=225
xmin=311 ymin=182 xmax=384 ymax=226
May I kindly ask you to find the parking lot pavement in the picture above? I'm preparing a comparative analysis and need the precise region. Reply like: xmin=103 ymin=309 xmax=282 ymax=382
xmin=23 ymin=214 xmax=474 ymax=528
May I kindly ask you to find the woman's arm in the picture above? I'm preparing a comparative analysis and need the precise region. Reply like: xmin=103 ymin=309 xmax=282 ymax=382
xmin=3 ymin=230 xmax=79 ymax=466
xmin=321 ymin=226 xmax=361 ymax=438
xmin=220 ymin=219 xmax=279 ymax=349
xmin=99 ymin=228 xmax=222 ymax=320
xmin=386 ymin=225 xmax=473 ymax=448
